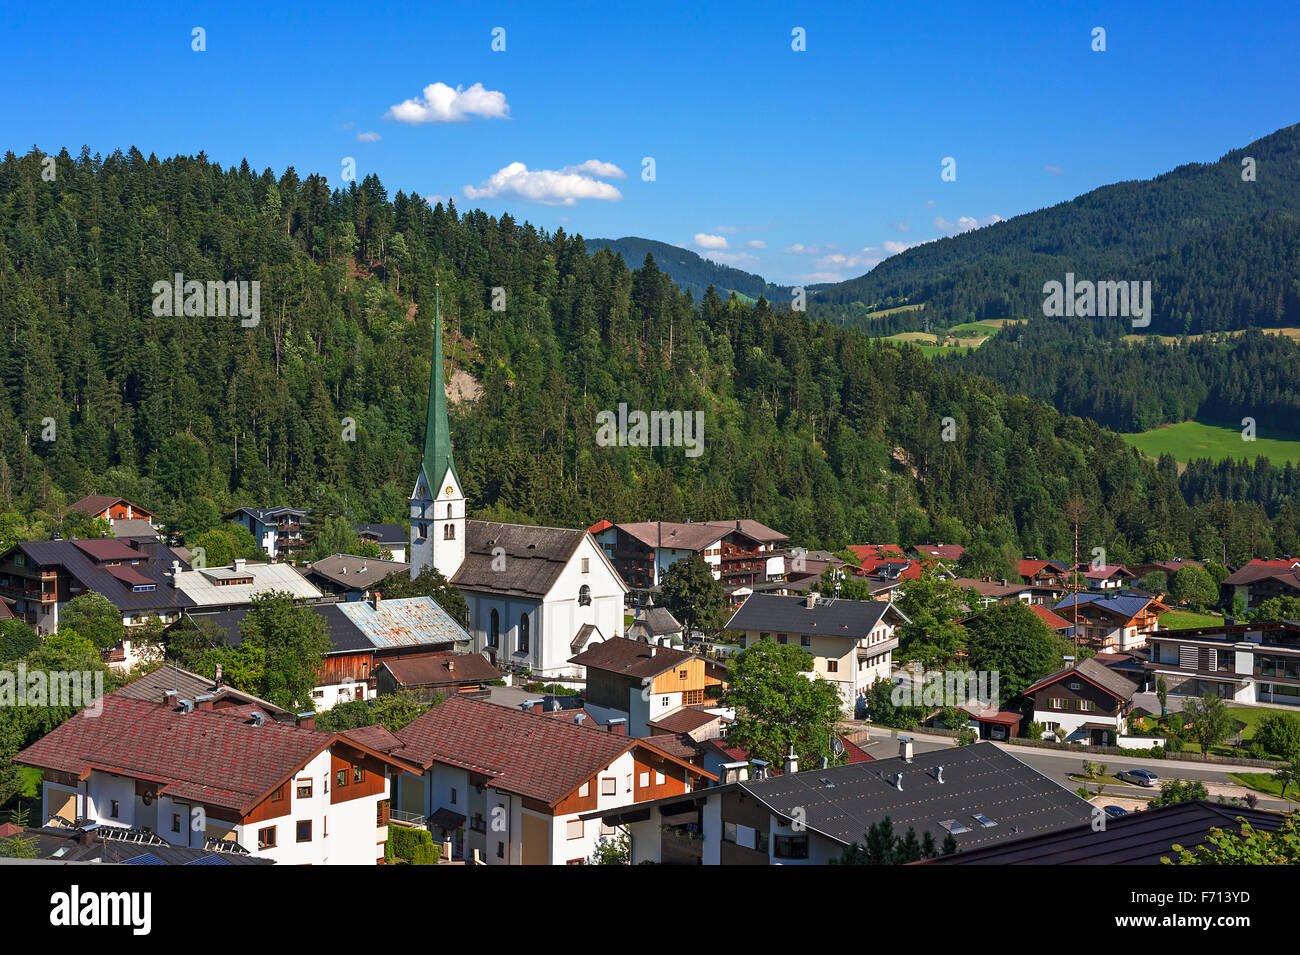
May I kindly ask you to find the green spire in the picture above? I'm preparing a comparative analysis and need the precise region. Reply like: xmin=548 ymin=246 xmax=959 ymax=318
xmin=421 ymin=284 xmax=458 ymax=489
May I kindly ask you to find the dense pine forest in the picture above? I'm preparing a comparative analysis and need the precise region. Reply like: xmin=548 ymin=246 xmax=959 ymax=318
xmin=810 ymin=124 xmax=1300 ymax=336
xmin=1 ymin=145 xmax=1297 ymax=564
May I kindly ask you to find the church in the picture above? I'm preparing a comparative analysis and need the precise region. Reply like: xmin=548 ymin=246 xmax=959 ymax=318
xmin=409 ymin=289 xmax=628 ymax=678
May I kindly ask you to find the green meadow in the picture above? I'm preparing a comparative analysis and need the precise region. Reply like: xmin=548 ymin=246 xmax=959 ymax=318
xmin=1121 ymin=420 xmax=1300 ymax=465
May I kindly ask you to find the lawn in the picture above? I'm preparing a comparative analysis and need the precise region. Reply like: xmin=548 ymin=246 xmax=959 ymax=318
xmin=1227 ymin=772 xmax=1299 ymax=800
xmin=1121 ymin=420 xmax=1300 ymax=465
xmin=1160 ymin=610 xmax=1224 ymax=629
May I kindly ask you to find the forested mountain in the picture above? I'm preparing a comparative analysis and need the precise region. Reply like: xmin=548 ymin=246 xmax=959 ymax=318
xmin=952 ymin=320 xmax=1300 ymax=434
xmin=584 ymin=236 xmax=790 ymax=302
xmin=1 ymin=145 xmax=1297 ymax=566
xmin=810 ymin=123 xmax=1300 ymax=336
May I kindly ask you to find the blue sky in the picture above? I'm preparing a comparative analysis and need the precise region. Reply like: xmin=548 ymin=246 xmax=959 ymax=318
xmin=5 ymin=0 xmax=1298 ymax=284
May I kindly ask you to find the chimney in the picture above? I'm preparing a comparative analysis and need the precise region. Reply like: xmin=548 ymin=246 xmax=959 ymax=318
xmin=750 ymin=758 xmax=770 ymax=780
xmin=805 ymin=592 xmax=816 ymax=609
xmin=649 ymin=643 xmax=657 ymax=657
xmin=233 ymin=558 xmax=246 ymax=572
xmin=607 ymin=718 xmax=627 ymax=735
xmin=372 ymin=591 xmax=382 ymax=611
xmin=163 ymin=690 xmax=179 ymax=707
xmin=720 ymin=760 xmax=749 ymax=785
xmin=999 ymin=578 xmax=1007 ymax=587
xmin=296 ymin=711 xmax=315 ymax=730
xmin=899 ymin=736 xmax=914 ymax=762
xmin=195 ymin=693 xmax=214 ymax=712
xmin=783 ymin=746 xmax=799 ymax=776
xmin=445 ymin=657 xmax=455 ymax=672
xmin=170 ymin=559 xmax=181 ymax=585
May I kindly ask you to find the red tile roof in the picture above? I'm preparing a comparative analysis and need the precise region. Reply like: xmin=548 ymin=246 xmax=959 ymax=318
xmin=846 ymin=544 xmax=907 ymax=566
xmin=1027 ymin=603 xmax=1074 ymax=630
xmin=647 ymin=707 xmax=724 ymax=735
xmin=378 ymin=653 xmax=501 ymax=687
xmin=12 ymin=696 xmax=403 ymax=813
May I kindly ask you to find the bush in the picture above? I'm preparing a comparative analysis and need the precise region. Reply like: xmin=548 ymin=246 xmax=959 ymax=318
xmin=386 ymin=824 xmax=441 ymax=865
xmin=1165 ymin=734 xmax=1184 ymax=753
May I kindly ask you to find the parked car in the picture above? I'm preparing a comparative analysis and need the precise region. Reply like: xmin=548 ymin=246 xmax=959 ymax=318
xmin=1117 ymin=768 xmax=1159 ymax=787
xmin=1103 ymin=805 xmax=1129 ymax=819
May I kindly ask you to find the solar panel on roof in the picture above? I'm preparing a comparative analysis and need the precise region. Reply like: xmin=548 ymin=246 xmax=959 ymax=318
xmin=121 ymin=852 xmax=167 ymax=865
xmin=940 ymin=819 xmax=971 ymax=834
xmin=184 ymin=855 xmax=232 ymax=865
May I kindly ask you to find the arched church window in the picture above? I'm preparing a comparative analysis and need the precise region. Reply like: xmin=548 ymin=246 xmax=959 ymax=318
xmin=446 ymin=503 xmax=453 ymax=519
xmin=444 ymin=523 xmax=455 ymax=540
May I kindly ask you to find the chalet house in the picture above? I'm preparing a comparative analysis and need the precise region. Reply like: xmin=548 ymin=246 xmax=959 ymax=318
xmin=590 ymin=519 xmax=789 ymax=593
xmin=305 ymin=554 xmax=410 ymax=601
xmin=382 ymin=696 xmax=715 ymax=864
xmin=13 ymin=693 xmax=415 ymax=865
xmin=1071 ymin=563 xmax=1136 ymax=591
xmin=228 ymin=506 xmax=309 ymax=560
xmin=724 ymin=593 xmax=908 ymax=713
xmin=355 ymin=523 xmax=408 ymax=563
xmin=112 ymin=663 xmax=293 ymax=720
xmin=1052 ymin=591 xmax=1167 ymax=651
xmin=169 ymin=557 xmax=323 ymax=611
xmin=0 ymin=537 xmax=194 ymax=640
xmin=188 ymin=593 xmax=471 ymax=710
xmin=69 ymin=495 xmax=157 ymax=527
xmin=1017 ymin=559 xmax=1069 ymax=589
xmin=1023 ymin=657 xmax=1138 ymax=745
xmin=588 ymin=739 xmax=1092 ymax=865
xmin=1129 ymin=558 xmax=1206 ymax=581
xmin=1221 ymin=559 xmax=1300 ymax=610
xmin=375 ymin=652 xmax=501 ymax=702
xmin=1145 ymin=620 xmax=1300 ymax=707
xmin=568 ymin=636 xmax=729 ymax=736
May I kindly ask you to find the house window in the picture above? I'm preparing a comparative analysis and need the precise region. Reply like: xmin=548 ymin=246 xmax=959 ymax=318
xmin=582 ymin=558 xmax=590 ymax=574
xmin=258 ymin=826 xmax=277 ymax=849
xmin=827 ymin=660 xmax=838 ymax=673
xmin=1079 ymin=699 xmax=1094 ymax=712
xmin=110 ymin=800 xmax=119 ymax=819
xmin=655 ymin=771 xmax=665 ymax=785
xmin=297 ymin=820 xmax=312 ymax=843
xmin=626 ymin=775 xmax=632 ymax=793
xmin=377 ymin=800 xmax=390 ymax=827
xmin=777 ymin=633 xmax=787 ymax=644
xmin=354 ymin=766 xmax=364 ymax=784
xmin=660 ymin=697 xmax=669 ymax=708
xmin=601 ymin=777 xmax=616 ymax=796
xmin=756 ymin=831 xmax=770 ymax=854
xmin=774 ymin=834 xmax=809 ymax=859
xmin=450 ymin=788 xmax=457 ymax=805
xmin=271 ymin=785 xmax=285 ymax=803
xmin=1068 ymin=681 xmax=1081 ymax=690
xmin=1050 ymin=698 xmax=1066 ymax=710
xmin=297 ymin=780 xmax=312 ymax=799
xmin=567 ymin=819 xmax=583 ymax=840
xmin=172 ymin=813 xmax=181 ymax=833
xmin=337 ymin=770 xmax=347 ymax=788
xmin=497 ymin=842 xmax=505 ymax=859
xmin=723 ymin=822 xmax=738 ymax=843
xmin=489 ymin=609 xmax=500 ymax=648
xmin=518 ymin=613 xmax=530 ymax=654
xmin=579 ymin=783 xmax=589 ymax=798
xmin=579 ymin=585 xmax=592 ymax=606
xmin=638 ymin=772 xmax=650 ymax=788
xmin=801 ymin=635 xmax=811 ymax=647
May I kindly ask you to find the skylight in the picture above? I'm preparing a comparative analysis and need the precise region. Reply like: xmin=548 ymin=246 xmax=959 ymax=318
xmin=939 ymin=819 xmax=971 ymax=834
xmin=972 ymin=813 xmax=997 ymax=828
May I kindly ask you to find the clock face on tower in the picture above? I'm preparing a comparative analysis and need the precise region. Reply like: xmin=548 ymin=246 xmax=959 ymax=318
xmin=445 ymin=485 xmax=454 ymax=497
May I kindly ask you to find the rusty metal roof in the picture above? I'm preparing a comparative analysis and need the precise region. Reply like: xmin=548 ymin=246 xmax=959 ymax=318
xmin=335 ymin=596 xmax=470 ymax=649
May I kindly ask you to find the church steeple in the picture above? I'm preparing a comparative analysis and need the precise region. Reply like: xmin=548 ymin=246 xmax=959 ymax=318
xmin=422 ymin=284 xmax=458 ymax=487
xmin=409 ymin=282 xmax=466 ymax=580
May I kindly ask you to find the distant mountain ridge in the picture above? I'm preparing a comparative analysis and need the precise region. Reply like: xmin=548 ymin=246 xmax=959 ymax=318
xmin=583 ymin=236 xmax=791 ymax=303
xmin=810 ymin=123 xmax=1300 ymax=336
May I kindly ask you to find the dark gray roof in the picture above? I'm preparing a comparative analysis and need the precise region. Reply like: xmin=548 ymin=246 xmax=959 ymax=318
xmin=451 ymin=521 xmax=588 ymax=599
xmin=190 ymin=606 xmax=371 ymax=654
xmin=724 ymin=592 xmax=903 ymax=639
xmin=307 ymin=554 xmax=410 ymax=591
xmin=1023 ymin=656 xmax=1138 ymax=702
xmin=21 ymin=826 xmax=272 ymax=865
xmin=925 ymin=800 xmax=1288 ymax=865
xmin=13 ymin=538 xmax=195 ymax=614
xmin=628 ymin=606 xmax=682 ymax=639
xmin=355 ymin=523 xmax=406 ymax=544
xmin=742 ymin=741 xmax=1092 ymax=852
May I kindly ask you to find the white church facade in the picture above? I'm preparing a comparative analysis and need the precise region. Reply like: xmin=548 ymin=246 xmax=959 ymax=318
xmin=409 ymin=288 xmax=627 ymax=678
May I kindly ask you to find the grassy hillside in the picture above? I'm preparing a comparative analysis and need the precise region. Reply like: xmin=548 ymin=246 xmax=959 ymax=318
xmin=1121 ymin=420 xmax=1300 ymax=466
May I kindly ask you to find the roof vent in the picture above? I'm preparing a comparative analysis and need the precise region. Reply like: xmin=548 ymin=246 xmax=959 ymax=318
xmin=250 ymin=711 xmax=266 ymax=728
xmin=178 ymin=699 xmax=194 ymax=714
xmin=892 ymin=773 xmax=903 ymax=791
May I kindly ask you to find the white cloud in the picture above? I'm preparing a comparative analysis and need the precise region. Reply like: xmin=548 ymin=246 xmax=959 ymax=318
xmin=796 ymin=271 xmax=849 ymax=283
xmin=746 ymin=239 xmax=766 ymax=249
xmin=892 ymin=221 xmax=910 ymax=232
xmin=925 ymin=199 xmax=937 ymax=208
xmin=934 ymin=214 xmax=1003 ymax=236
xmin=424 ymin=194 xmax=450 ymax=206
xmin=357 ymin=131 xmax=381 ymax=142
xmin=386 ymin=82 xmax=510 ymax=124
xmin=560 ymin=159 xmax=626 ymax=179
xmin=694 ymin=233 xmax=728 ymax=249
xmin=1043 ymin=164 xmax=1065 ymax=175
xmin=784 ymin=242 xmax=834 ymax=255
xmin=715 ymin=225 xmax=739 ymax=234
xmin=463 ymin=161 xmax=624 ymax=206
